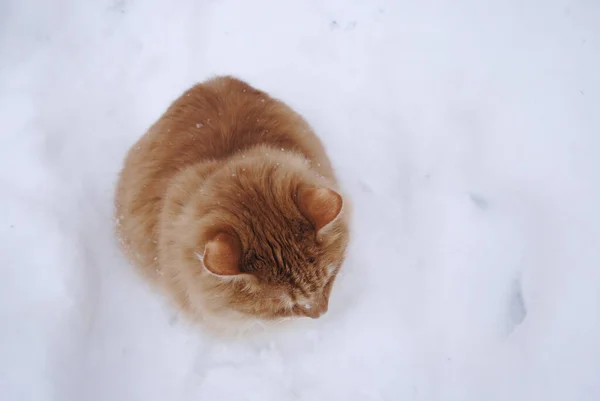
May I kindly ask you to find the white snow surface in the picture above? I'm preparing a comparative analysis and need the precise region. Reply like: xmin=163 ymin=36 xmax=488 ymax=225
xmin=1 ymin=0 xmax=600 ymax=400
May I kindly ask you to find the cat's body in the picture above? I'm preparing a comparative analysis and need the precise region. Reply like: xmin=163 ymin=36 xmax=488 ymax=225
xmin=115 ymin=76 xmax=349 ymax=332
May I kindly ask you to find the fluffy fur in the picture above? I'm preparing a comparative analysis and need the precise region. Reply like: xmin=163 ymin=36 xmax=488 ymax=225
xmin=115 ymin=76 xmax=349 ymax=332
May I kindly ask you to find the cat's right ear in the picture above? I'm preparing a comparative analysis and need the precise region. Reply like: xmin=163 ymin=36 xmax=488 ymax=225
xmin=202 ymin=232 xmax=242 ymax=276
xmin=296 ymin=186 xmax=343 ymax=232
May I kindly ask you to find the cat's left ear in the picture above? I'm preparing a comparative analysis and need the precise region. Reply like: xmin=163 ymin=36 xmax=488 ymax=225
xmin=296 ymin=186 xmax=343 ymax=232
xmin=203 ymin=232 xmax=242 ymax=276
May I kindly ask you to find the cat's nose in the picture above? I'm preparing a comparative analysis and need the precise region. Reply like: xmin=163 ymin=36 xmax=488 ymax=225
xmin=305 ymin=299 xmax=328 ymax=319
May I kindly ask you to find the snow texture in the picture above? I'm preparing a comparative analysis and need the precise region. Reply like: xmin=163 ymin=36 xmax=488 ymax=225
xmin=1 ymin=0 xmax=600 ymax=400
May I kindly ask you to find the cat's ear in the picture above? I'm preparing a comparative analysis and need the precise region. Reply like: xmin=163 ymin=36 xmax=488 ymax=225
xmin=296 ymin=186 xmax=343 ymax=231
xmin=203 ymin=232 xmax=242 ymax=276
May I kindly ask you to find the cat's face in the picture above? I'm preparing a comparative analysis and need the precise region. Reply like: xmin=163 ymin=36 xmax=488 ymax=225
xmin=185 ymin=157 xmax=349 ymax=321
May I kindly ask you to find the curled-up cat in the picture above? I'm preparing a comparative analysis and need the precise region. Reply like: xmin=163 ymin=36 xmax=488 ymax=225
xmin=115 ymin=76 xmax=350 ymax=333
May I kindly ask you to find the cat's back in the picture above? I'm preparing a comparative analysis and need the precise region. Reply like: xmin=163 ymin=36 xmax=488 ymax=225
xmin=121 ymin=76 xmax=334 ymax=193
xmin=163 ymin=76 xmax=331 ymax=164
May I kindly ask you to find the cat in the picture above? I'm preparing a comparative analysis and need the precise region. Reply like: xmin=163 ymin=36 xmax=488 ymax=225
xmin=115 ymin=76 xmax=350 ymax=332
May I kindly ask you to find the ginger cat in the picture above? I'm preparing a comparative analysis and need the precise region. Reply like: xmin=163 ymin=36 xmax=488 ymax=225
xmin=115 ymin=76 xmax=349 ymax=332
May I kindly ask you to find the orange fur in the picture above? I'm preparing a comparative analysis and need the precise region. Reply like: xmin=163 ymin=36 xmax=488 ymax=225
xmin=115 ymin=76 xmax=350 ymax=331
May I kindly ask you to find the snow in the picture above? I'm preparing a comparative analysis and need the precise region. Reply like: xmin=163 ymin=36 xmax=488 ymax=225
xmin=1 ymin=0 xmax=599 ymax=400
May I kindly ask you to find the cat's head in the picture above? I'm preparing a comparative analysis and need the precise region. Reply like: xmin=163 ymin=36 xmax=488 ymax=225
xmin=179 ymin=151 xmax=349 ymax=321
